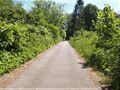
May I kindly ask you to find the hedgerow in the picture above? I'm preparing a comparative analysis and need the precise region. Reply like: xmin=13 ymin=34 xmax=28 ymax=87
xmin=70 ymin=30 xmax=98 ymax=59
xmin=0 ymin=0 xmax=66 ymax=76
xmin=70 ymin=5 xmax=120 ymax=90
xmin=0 ymin=22 xmax=63 ymax=75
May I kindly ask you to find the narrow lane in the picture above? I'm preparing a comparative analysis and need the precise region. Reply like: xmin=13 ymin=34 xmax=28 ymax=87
xmin=7 ymin=41 xmax=101 ymax=89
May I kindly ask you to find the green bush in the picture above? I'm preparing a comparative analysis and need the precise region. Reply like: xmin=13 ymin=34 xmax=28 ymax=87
xmin=70 ymin=5 xmax=120 ymax=90
xmin=70 ymin=30 xmax=98 ymax=59
xmin=0 ymin=21 xmax=62 ymax=76
xmin=0 ymin=0 xmax=66 ymax=78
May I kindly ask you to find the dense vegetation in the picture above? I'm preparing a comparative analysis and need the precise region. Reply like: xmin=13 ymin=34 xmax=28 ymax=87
xmin=1 ymin=0 xmax=120 ymax=89
xmin=0 ymin=0 xmax=66 ymax=76
xmin=67 ymin=0 xmax=120 ymax=89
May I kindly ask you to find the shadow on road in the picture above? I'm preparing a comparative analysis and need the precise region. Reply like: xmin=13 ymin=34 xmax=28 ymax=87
xmin=101 ymin=86 xmax=113 ymax=90
xmin=77 ymin=62 xmax=89 ymax=69
xmin=78 ymin=62 xmax=113 ymax=90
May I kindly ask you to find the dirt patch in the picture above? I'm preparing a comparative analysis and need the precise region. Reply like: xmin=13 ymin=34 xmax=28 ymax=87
xmin=88 ymin=68 xmax=102 ymax=86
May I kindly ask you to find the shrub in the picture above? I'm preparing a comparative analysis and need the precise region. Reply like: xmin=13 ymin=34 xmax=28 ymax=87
xmin=70 ymin=30 xmax=98 ymax=59
xmin=0 ymin=21 xmax=62 ymax=76
xmin=70 ymin=5 xmax=120 ymax=90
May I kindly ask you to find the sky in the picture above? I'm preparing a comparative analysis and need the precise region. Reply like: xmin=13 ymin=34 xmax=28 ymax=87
xmin=15 ymin=0 xmax=120 ymax=13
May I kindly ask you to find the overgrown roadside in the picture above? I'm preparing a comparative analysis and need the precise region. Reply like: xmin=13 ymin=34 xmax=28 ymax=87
xmin=0 ymin=42 xmax=101 ymax=89
xmin=0 ymin=43 xmax=59 ymax=88
xmin=67 ymin=0 xmax=120 ymax=89
xmin=0 ymin=0 xmax=66 ymax=77
xmin=71 ymin=46 xmax=102 ymax=87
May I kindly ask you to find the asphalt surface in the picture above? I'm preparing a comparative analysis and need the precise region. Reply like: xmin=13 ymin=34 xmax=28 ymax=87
xmin=6 ymin=41 xmax=101 ymax=90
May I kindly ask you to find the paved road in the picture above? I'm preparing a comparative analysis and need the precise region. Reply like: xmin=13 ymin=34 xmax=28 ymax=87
xmin=6 ymin=41 xmax=101 ymax=90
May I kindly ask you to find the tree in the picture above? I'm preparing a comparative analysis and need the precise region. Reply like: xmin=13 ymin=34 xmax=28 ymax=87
xmin=0 ymin=0 xmax=13 ymax=21
xmin=83 ymin=4 xmax=98 ymax=30
xmin=30 ymin=0 xmax=66 ymax=29
xmin=0 ymin=0 xmax=26 ymax=23
xmin=74 ymin=0 xmax=84 ymax=29
xmin=0 ymin=0 xmax=14 ymax=6
xmin=66 ymin=14 xmax=74 ymax=40
xmin=73 ymin=0 xmax=84 ymax=30
xmin=95 ymin=5 xmax=119 ymax=42
xmin=66 ymin=0 xmax=84 ymax=39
